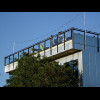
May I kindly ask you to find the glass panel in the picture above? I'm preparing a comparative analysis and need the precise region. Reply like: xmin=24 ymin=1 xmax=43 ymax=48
xmin=6 ymin=57 xmax=9 ymax=65
xmin=65 ymin=60 xmax=78 ymax=78
xmin=53 ymin=35 xmax=57 ymax=46
xmin=58 ymin=33 xmax=64 ymax=44
xmin=65 ymin=31 xmax=71 ymax=41
xmin=29 ymin=47 xmax=34 ymax=54
xmin=10 ymin=55 xmax=13 ymax=63
xmin=14 ymin=53 xmax=18 ymax=61
xmin=64 ymin=32 xmax=67 ymax=42
xmin=45 ymin=39 xmax=50 ymax=50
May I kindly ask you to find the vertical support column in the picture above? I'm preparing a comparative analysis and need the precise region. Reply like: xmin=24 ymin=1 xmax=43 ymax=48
xmin=28 ymin=48 xmax=29 ymax=55
xmin=18 ymin=52 xmax=19 ymax=60
xmin=38 ymin=43 xmax=40 ymax=56
xmin=84 ymin=30 xmax=86 ymax=50
xmin=64 ymin=32 xmax=65 ymax=50
xmin=97 ymin=34 xmax=99 ymax=52
xmin=57 ymin=35 xmax=58 ymax=53
xmin=50 ymin=35 xmax=53 ymax=55
xmin=9 ymin=56 xmax=10 ymax=64
xmin=71 ymin=29 xmax=74 ymax=48
xmin=44 ymin=41 xmax=46 ymax=57
xmin=22 ymin=50 xmax=24 ymax=58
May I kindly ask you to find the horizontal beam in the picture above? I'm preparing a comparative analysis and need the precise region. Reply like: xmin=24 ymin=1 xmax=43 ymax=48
xmin=72 ymin=27 xmax=100 ymax=35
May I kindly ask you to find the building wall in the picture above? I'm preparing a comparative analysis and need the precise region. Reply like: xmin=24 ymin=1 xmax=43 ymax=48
xmin=4 ymin=32 xmax=100 ymax=87
xmin=73 ymin=33 xmax=100 ymax=87
xmin=55 ymin=51 xmax=83 ymax=83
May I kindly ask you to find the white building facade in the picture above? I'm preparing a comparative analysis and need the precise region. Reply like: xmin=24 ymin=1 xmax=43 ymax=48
xmin=4 ymin=27 xmax=100 ymax=87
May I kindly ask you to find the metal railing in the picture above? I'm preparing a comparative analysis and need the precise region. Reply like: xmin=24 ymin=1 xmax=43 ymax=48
xmin=4 ymin=27 xmax=100 ymax=66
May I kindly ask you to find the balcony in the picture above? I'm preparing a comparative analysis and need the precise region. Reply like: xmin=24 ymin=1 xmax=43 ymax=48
xmin=5 ymin=40 xmax=75 ymax=73
xmin=4 ymin=27 xmax=100 ymax=73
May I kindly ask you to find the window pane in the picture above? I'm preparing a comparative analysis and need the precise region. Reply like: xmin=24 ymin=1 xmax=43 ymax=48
xmin=65 ymin=60 xmax=78 ymax=78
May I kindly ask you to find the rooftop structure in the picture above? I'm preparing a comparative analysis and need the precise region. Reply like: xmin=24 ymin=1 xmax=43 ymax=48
xmin=4 ymin=27 xmax=100 ymax=87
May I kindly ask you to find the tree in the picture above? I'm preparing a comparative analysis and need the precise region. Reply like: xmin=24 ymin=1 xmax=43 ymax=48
xmin=4 ymin=50 xmax=79 ymax=87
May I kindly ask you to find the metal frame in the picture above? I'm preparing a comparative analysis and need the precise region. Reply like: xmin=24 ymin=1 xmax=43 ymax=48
xmin=71 ymin=29 xmax=74 ymax=48
xmin=44 ymin=41 xmax=46 ymax=57
xmin=64 ymin=32 xmax=65 ymax=50
xmin=84 ymin=31 xmax=86 ymax=50
xmin=38 ymin=43 xmax=40 ymax=55
xmin=4 ymin=27 xmax=100 ymax=66
xmin=50 ymin=35 xmax=53 ymax=55
xmin=57 ymin=35 xmax=58 ymax=53
xmin=97 ymin=34 xmax=99 ymax=52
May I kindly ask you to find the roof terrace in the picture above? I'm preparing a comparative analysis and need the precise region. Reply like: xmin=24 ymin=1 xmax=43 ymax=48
xmin=4 ymin=27 xmax=100 ymax=73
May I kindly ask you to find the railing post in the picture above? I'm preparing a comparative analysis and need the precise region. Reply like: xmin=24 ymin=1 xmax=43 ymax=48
xmin=44 ymin=41 xmax=46 ymax=57
xmin=97 ymin=34 xmax=99 ymax=52
xmin=71 ymin=29 xmax=74 ymax=48
xmin=28 ymin=48 xmax=29 ymax=55
xmin=9 ymin=56 xmax=10 ymax=64
xmin=84 ymin=30 xmax=86 ymax=50
xmin=38 ymin=43 xmax=40 ymax=56
xmin=57 ymin=35 xmax=58 ymax=53
xmin=64 ymin=32 xmax=65 ymax=50
xmin=50 ymin=35 xmax=53 ymax=55
xmin=18 ymin=52 xmax=19 ymax=60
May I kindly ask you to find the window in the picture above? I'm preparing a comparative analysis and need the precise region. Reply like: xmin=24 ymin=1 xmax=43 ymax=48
xmin=64 ymin=60 xmax=78 ymax=78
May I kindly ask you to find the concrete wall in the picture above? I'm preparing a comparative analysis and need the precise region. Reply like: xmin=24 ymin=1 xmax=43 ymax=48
xmin=5 ymin=61 xmax=18 ymax=73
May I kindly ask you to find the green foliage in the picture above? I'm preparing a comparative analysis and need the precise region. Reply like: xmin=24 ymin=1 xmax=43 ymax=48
xmin=4 ymin=50 xmax=79 ymax=87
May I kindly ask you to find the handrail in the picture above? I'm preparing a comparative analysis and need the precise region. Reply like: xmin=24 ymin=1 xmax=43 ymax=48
xmin=4 ymin=27 xmax=100 ymax=66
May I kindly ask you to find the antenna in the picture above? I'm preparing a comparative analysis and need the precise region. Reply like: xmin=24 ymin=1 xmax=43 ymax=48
xmin=13 ymin=42 xmax=15 ymax=54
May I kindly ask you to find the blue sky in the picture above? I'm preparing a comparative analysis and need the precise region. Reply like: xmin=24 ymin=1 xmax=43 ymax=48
xmin=0 ymin=12 xmax=100 ymax=87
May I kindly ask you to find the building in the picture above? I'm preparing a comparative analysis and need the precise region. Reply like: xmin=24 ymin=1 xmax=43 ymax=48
xmin=4 ymin=27 xmax=100 ymax=87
